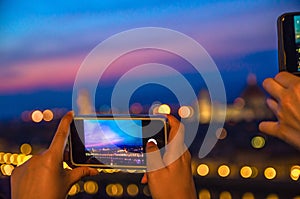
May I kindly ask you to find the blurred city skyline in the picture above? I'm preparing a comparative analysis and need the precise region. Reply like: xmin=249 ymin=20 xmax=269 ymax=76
xmin=1 ymin=1 xmax=300 ymax=120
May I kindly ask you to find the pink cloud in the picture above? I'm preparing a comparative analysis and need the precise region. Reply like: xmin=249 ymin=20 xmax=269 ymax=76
xmin=0 ymin=54 xmax=86 ymax=93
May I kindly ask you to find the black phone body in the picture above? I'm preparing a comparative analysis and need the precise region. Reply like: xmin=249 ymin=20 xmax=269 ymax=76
xmin=277 ymin=12 xmax=300 ymax=75
xmin=69 ymin=114 xmax=168 ymax=170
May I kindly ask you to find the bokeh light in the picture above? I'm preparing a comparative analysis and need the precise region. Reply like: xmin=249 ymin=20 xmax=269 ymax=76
xmin=142 ymin=185 xmax=151 ymax=197
xmin=218 ymin=165 xmax=230 ymax=178
xmin=197 ymin=164 xmax=209 ymax=177
xmin=240 ymin=166 xmax=252 ymax=179
xmin=0 ymin=165 xmax=5 ymax=175
xmin=178 ymin=105 xmax=194 ymax=118
xmin=219 ymin=191 xmax=232 ymax=199
xmin=130 ymin=103 xmax=143 ymax=114
xmin=31 ymin=110 xmax=43 ymax=123
xmin=250 ymin=166 xmax=258 ymax=178
xmin=3 ymin=153 xmax=11 ymax=164
xmin=43 ymin=109 xmax=54 ymax=122
xmin=2 ymin=164 xmax=14 ymax=176
xmin=126 ymin=169 xmax=138 ymax=173
xmin=126 ymin=184 xmax=139 ymax=197
xmin=266 ymin=194 xmax=279 ymax=199
xmin=16 ymin=154 xmax=26 ymax=166
xmin=198 ymin=189 xmax=211 ymax=199
xmin=84 ymin=181 xmax=98 ymax=195
xmin=149 ymin=102 xmax=161 ymax=114
xmin=242 ymin=192 xmax=255 ymax=199
xmin=290 ymin=165 xmax=300 ymax=181
xmin=106 ymin=183 xmax=123 ymax=197
xmin=157 ymin=104 xmax=171 ymax=114
xmin=68 ymin=183 xmax=80 ymax=196
xmin=0 ymin=152 xmax=4 ymax=164
xmin=251 ymin=136 xmax=265 ymax=149
xmin=215 ymin=128 xmax=227 ymax=140
xmin=10 ymin=153 xmax=18 ymax=165
xmin=20 ymin=143 xmax=32 ymax=155
xmin=264 ymin=167 xmax=276 ymax=180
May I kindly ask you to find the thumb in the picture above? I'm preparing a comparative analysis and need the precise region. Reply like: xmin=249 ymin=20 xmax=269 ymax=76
xmin=68 ymin=167 xmax=98 ymax=184
xmin=146 ymin=141 xmax=165 ymax=172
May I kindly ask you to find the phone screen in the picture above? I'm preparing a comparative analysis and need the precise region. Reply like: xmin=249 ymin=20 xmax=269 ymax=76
xmin=294 ymin=15 xmax=300 ymax=71
xmin=83 ymin=119 xmax=144 ymax=167
xmin=69 ymin=115 xmax=167 ymax=170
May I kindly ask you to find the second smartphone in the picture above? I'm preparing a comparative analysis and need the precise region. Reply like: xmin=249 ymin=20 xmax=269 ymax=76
xmin=277 ymin=12 xmax=300 ymax=75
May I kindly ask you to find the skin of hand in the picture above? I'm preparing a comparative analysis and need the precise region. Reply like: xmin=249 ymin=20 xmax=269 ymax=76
xmin=10 ymin=111 xmax=98 ymax=199
xmin=141 ymin=115 xmax=197 ymax=199
xmin=259 ymin=71 xmax=300 ymax=149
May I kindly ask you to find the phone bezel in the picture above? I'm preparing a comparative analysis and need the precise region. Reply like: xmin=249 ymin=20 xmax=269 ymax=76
xmin=68 ymin=114 xmax=168 ymax=170
xmin=277 ymin=12 xmax=300 ymax=75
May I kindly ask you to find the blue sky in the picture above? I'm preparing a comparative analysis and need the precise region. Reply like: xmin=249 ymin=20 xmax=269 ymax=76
xmin=0 ymin=1 xmax=299 ymax=119
xmin=84 ymin=119 xmax=142 ymax=148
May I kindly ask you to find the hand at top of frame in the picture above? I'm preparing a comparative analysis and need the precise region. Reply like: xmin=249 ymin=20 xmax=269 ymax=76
xmin=259 ymin=72 xmax=300 ymax=149
xmin=141 ymin=115 xmax=197 ymax=199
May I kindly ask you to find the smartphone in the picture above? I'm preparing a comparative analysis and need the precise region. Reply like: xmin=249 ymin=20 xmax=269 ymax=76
xmin=277 ymin=12 xmax=300 ymax=75
xmin=69 ymin=115 xmax=168 ymax=171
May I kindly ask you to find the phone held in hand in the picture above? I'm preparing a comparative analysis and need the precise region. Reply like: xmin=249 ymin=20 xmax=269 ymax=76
xmin=69 ymin=114 xmax=168 ymax=171
xmin=277 ymin=12 xmax=300 ymax=76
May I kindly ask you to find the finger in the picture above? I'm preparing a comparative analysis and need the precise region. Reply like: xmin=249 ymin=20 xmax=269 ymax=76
xmin=67 ymin=167 xmax=99 ymax=185
xmin=266 ymin=98 xmax=279 ymax=116
xmin=140 ymin=173 xmax=148 ymax=184
xmin=259 ymin=121 xmax=279 ymax=138
xmin=163 ymin=115 xmax=186 ymax=166
xmin=146 ymin=141 xmax=165 ymax=172
xmin=262 ymin=78 xmax=285 ymax=100
xmin=275 ymin=71 xmax=299 ymax=88
xmin=49 ymin=111 xmax=74 ymax=158
xmin=166 ymin=115 xmax=185 ymax=146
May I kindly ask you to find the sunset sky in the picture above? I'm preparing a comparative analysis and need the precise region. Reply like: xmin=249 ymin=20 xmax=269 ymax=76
xmin=1 ymin=1 xmax=300 ymax=119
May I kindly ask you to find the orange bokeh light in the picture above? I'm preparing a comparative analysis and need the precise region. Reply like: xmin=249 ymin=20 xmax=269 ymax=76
xmin=31 ymin=110 xmax=43 ymax=123
xmin=43 ymin=109 xmax=54 ymax=121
